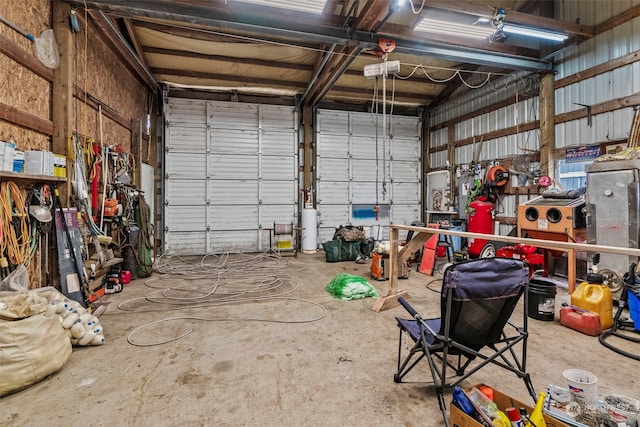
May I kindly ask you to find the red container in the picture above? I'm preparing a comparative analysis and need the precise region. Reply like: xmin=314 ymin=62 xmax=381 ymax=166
xmin=560 ymin=306 xmax=602 ymax=336
xmin=120 ymin=270 xmax=131 ymax=285
xmin=103 ymin=198 xmax=118 ymax=217
xmin=467 ymin=200 xmax=494 ymax=257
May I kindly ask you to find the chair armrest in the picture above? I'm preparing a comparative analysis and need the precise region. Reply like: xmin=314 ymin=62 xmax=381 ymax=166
xmin=398 ymin=297 xmax=419 ymax=318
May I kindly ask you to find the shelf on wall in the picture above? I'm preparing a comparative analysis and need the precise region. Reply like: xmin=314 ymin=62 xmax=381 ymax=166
xmin=0 ymin=171 xmax=67 ymax=182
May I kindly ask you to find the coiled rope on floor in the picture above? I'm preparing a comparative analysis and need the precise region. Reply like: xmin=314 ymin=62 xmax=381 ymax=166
xmin=114 ymin=252 xmax=327 ymax=346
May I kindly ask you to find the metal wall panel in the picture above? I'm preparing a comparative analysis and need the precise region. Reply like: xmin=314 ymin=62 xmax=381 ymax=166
xmin=165 ymin=206 xmax=206 ymax=232
xmin=210 ymin=180 xmax=258 ymax=204
xmin=166 ymin=98 xmax=207 ymax=125
xmin=425 ymin=0 xmax=640 ymax=244
xmin=166 ymin=126 xmax=207 ymax=152
xmin=554 ymin=0 xmax=639 ymax=149
xmin=317 ymin=157 xmax=349 ymax=180
xmin=317 ymin=181 xmax=349 ymax=204
xmin=166 ymin=152 xmax=207 ymax=179
xmin=316 ymin=109 xmax=422 ymax=244
xmin=211 ymin=129 xmax=259 ymax=154
xmin=210 ymin=154 xmax=258 ymax=179
xmin=393 ymin=137 xmax=421 ymax=160
xmin=164 ymin=231 xmax=206 ymax=254
xmin=164 ymin=99 xmax=297 ymax=255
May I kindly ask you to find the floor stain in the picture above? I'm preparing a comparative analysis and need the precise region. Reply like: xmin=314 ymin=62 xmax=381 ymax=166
xmin=213 ymin=360 xmax=233 ymax=373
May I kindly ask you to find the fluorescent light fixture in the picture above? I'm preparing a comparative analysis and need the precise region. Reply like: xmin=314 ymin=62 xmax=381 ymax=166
xmin=414 ymin=18 xmax=494 ymax=39
xmin=414 ymin=17 xmax=568 ymax=42
xmin=502 ymin=24 xmax=568 ymax=42
xmin=398 ymin=0 xmax=406 ymax=5
xmin=233 ymin=0 xmax=328 ymax=14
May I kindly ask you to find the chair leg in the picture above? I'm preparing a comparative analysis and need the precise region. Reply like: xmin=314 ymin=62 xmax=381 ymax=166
xmin=435 ymin=385 xmax=450 ymax=427
xmin=394 ymin=328 xmax=427 ymax=383
xmin=523 ymin=372 xmax=537 ymax=402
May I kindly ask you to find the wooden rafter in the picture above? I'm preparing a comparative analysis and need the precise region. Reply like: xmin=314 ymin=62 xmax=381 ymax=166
xmin=150 ymin=67 xmax=307 ymax=89
xmin=305 ymin=0 xmax=391 ymax=106
xmin=88 ymin=11 xmax=157 ymax=91
xmin=122 ymin=18 xmax=148 ymax=69
xmin=144 ymin=46 xmax=314 ymax=72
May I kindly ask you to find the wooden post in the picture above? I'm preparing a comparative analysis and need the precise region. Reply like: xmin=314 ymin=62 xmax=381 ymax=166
xmin=539 ymin=72 xmax=556 ymax=179
xmin=52 ymin=2 xmax=74 ymax=204
xmin=371 ymin=227 xmax=433 ymax=312
xmin=302 ymin=104 xmax=314 ymax=202
xmin=422 ymin=108 xmax=430 ymax=224
xmin=447 ymin=127 xmax=456 ymax=212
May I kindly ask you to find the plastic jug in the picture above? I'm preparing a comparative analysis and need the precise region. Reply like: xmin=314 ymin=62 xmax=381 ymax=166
xmin=452 ymin=386 xmax=474 ymax=415
xmin=525 ymin=392 xmax=547 ymax=427
xmin=571 ymin=281 xmax=613 ymax=329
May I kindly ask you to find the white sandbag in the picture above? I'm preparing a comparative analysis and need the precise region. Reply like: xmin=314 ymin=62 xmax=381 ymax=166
xmin=0 ymin=310 xmax=72 ymax=396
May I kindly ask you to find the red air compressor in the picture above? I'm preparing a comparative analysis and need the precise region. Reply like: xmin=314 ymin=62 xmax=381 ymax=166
xmin=467 ymin=199 xmax=495 ymax=258
xmin=465 ymin=165 xmax=509 ymax=258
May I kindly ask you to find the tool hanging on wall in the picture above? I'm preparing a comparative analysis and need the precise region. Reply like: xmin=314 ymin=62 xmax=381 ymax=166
xmin=0 ymin=15 xmax=59 ymax=69
xmin=27 ymin=184 xmax=53 ymax=287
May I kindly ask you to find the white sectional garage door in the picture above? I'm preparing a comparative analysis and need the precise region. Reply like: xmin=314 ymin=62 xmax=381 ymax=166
xmin=164 ymin=98 xmax=298 ymax=254
xmin=316 ymin=110 xmax=422 ymax=243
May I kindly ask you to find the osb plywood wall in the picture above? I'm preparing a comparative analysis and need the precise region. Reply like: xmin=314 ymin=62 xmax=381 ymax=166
xmin=0 ymin=0 xmax=154 ymax=155
xmin=1 ymin=1 xmax=157 ymax=288
xmin=0 ymin=0 xmax=52 ymax=150
xmin=71 ymin=10 xmax=150 ymax=151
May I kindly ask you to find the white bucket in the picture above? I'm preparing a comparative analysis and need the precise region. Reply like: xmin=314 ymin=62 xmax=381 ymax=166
xmin=603 ymin=395 xmax=640 ymax=427
xmin=563 ymin=369 xmax=598 ymax=405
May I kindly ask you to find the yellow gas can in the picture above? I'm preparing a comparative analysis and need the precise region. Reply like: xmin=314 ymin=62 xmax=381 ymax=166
xmin=571 ymin=281 xmax=613 ymax=330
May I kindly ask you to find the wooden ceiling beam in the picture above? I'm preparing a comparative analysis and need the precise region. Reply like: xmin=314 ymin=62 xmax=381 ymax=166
xmin=122 ymin=18 xmax=148 ymax=68
xmin=329 ymin=84 xmax=435 ymax=101
xmin=133 ymin=20 xmax=320 ymax=50
xmin=150 ymin=67 xmax=307 ymax=89
xmin=305 ymin=0 xmax=393 ymax=105
xmin=145 ymin=46 xmax=314 ymax=71
xmin=341 ymin=68 xmax=446 ymax=88
xmin=88 ymin=11 xmax=158 ymax=91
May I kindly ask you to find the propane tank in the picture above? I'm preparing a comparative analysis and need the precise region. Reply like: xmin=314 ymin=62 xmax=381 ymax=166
xmin=467 ymin=199 xmax=494 ymax=257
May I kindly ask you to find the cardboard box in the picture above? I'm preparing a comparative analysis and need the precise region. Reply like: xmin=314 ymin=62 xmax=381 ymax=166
xmin=54 ymin=154 xmax=67 ymax=177
xmin=450 ymin=384 xmax=571 ymax=427
xmin=24 ymin=150 xmax=47 ymax=175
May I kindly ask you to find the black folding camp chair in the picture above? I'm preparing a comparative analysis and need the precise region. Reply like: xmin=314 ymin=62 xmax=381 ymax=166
xmin=394 ymin=257 xmax=536 ymax=426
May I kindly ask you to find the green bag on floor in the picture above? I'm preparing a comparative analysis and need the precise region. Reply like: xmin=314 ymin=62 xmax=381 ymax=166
xmin=325 ymin=273 xmax=379 ymax=301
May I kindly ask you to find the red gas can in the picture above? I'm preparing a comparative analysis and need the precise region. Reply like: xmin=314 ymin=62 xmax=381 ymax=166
xmin=120 ymin=270 xmax=131 ymax=285
xmin=467 ymin=200 xmax=494 ymax=257
xmin=560 ymin=305 xmax=602 ymax=336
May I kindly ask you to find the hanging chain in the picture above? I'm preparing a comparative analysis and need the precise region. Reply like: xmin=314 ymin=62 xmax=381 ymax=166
xmin=381 ymin=53 xmax=388 ymax=200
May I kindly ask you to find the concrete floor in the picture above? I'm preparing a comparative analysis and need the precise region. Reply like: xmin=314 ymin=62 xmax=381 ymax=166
xmin=1 ymin=252 xmax=639 ymax=427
